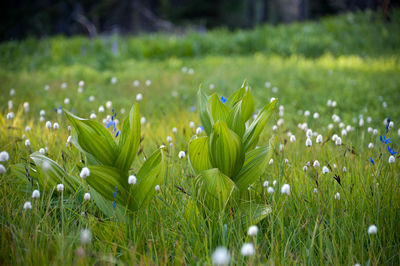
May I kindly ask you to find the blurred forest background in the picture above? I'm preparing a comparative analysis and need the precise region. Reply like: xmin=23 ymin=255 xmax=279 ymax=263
xmin=1 ymin=0 xmax=398 ymax=41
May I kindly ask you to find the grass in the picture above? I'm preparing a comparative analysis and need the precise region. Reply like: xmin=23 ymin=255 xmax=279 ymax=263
xmin=0 ymin=10 xmax=400 ymax=265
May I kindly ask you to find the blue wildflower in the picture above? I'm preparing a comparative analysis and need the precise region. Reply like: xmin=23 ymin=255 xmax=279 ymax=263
xmin=370 ymin=157 xmax=375 ymax=165
xmin=380 ymin=135 xmax=392 ymax=144
xmin=220 ymin=96 xmax=227 ymax=103
xmin=112 ymin=201 xmax=116 ymax=209
xmin=106 ymin=121 xmax=114 ymax=129
xmin=190 ymin=106 xmax=196 ymax=112
xmin=385 ymin=116 xmax=391 ymax=133
xmin=115 ymin=131 xmax=120 ymax=138
xmin=388 ymin=146 xmax=398 ymax=155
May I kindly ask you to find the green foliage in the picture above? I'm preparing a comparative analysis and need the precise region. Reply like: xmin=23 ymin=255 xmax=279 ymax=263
xmin=189 ymin=83 xmax=277 ymax=216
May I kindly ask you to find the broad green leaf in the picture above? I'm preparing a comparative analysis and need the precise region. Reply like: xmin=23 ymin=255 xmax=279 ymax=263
xmin=226 ymin=101 xmax=246 ymax=138
xmin=85 ymin=165 xmax=128 ymax=203
xmin=226 ymin=81 xmax=247 ymax=108
xmin=70 ymin=133 xmax=100 ymax=165
xmin=234 ymin=137 xmax=276 ymax=191
xmin=30 ymin=152 xmax=80 ymax=191
xmin=207 ymin=93 xmax=230 ymax=123
xmin=115 ymin=104 xmax=141 ymax=173
xmin=209 ymin=121 xmax=244 ymax=178
xmin=195 ymin=168 xmax=238 ymax=212
xmin=89 ymin=187 xmax=128 ymax=221
xmin=65 ymin=110 xmax=117 ymax=165
xmin=242 ymin=99 xmax=277 ymax=151
xmin=237 ymin=201 xmax=272 ymax=225
xmin=240 ymin=89 xmax=255 ymax=122
xmin=130 ymin=147 xmax=167 ymax=211
xmin=188 ymin=136 xmax=213 ymax=174
xmin=197 ymin=86 xmax=212 ymax=135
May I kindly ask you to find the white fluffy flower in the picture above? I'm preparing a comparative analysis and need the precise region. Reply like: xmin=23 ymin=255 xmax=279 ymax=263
xmin=80 ymin=229 xmax=91 ymax=244
xmin=368 ymin=225 xmax=377 ymax=235
xmin=145 ymin=80 xmax=151 ymax=86
xmin=40 ymin=110 xmax=46 ymax=116
xmin=388 ymin=121 xmax=394 ymax=129
xmin=247 ymin=225 xmax=259 ymax=236
xmin=140 ymin=117 xmax=146 ymax=124
xmin=80 ymin=167 xmax=90 ymax=179
xmin=290 ymin=135 xmax=296 ymax=143
xmin=46 ymin=121 xmax=52 ymax=129
xmin=196 ymin=127 xmax=202 ymax=135
xmin=267 ymin=187 xmax=275 ymax=194
xmin=212 ymin=247 xmax=230 ymax=266
xmin=128 ymin=175 xmax=137 ymax=185
xmin=281 ymin=184 xmax=290 ymax=195
xmin=368 ymin=142 xmax=374 ymax=149
xmin=98 ymin=105 xmax=105 ymax=113
xmin=313 ymin=113 xmax=319 ymax=119
xmin=240 ymin=243 xmax=255 ymax=256
xmin=303 ymin=166 xmax=308 ymax=172
xmin=269 ymin=158 xmax=274 ymax=165
xmin=90 ymin=113 xmax=97 ymax=119
xmin=106 ymin=101 xmax=112 ymax=109
xmin=136 ymin=93 xmax=143 ymax=101
xmin=341 ymin=129 xmax=347 ymax=136
xmin=53 ymin=122 xmax=59 ymax=130
xmin=189 ymin=121 xmax=195 ymax=129
xmin=133 ymin=80 xmax=140 ymax=87
xmin=263 ymin=181 xmax=269 ymax=187
xmin=389 ymin=155 xmax=395 ymax=164
xmin=155 ymin=185 xmax=160 ymax=191
xmin=272 ymin=125 xmax=278 ymax=131
xmin=322 ymin=166 xmax=329 ymax=174
xmin=306 ymin=129 xmax=313 ymax=138
xmin=166 ymin=136 xmax=173 ymax=143
xmin=313 ymin=160 xmax=320 ymax=168
xmin=23 ymin=201 xmax=32 ymax=210
xmin=25 ymin=139 xmax=31 ymax=147
xmin=64 ymin=98 xmax=70 ymax=105
xmin=304 ymin=110 xmax=310 ymax=117
xmin=0 ymin=164 xmax=5 ymax=174
xmin=178 ymin=151 xmax=186 ymax=159
xmin=84 ymin=193 xmax=91 ymax=201
xmin=0 ymin=151 xmax=9 ymax=162
xmin=6 ymin=112 xmax=14 ymax=120
xmin=316 ymin=134 xmax=323 ymax=143
xmin=172 ymin=127 xmax=177 ymax=133
xmin=368 ymin=127 xmax=373 ymax=133
xmin=334 ymin=192 xmax=340 ymax=200
xmin=57 ymin=184 xmax=64 ymax=192
xmin=305 ymin=138 xmax=312 ymax=147
xmin=79 ymin=80 xmax=85 ymax=87
xmin=335 ymin=137 xmax=342 ymax=146
xmin=32 ymin=190 xmax=40 ymax=199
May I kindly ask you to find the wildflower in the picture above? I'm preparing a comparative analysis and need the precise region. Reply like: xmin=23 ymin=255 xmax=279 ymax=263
xmin=32 ymin=190 xmax=40 ymax=199
xmin=98 ymin=105 xmax=105 ymax=113
xmin=368 ymin=225 xmax=377 ymax=235
xmin=265 ymin=82 xmax=271 ymax=88
xmin=78 ymin=167 xmax=90 ymax=179
xmin=80 ymin=229 xmax=91 ymax=245
xmin=155 ymin=185 xmax=160 ymax=191
xmin=289 ymin=135 xmax=296 ymax=143
xmin=84 ymin=193 xmax=91 ymax=201
xmin=281 ymin=184 xmax=290 ymax=195
xmin=61 ymin=82 xmax=67 ymax=89
xmin=247 ymin=225 xmax=259 ymax=236
xmin=172 ymin=127 xmax=177 ymax=133
xmin=304 ymin=110 xmax=310 ymax=117
xmin=284 ymin=158 xmax=289 ymax=164
xmin=128 ymin=175 xmax=137 ymax=185
xmin=25 ymin=139 xmax=31 ymax=147
xmin=389 ymin=156 xmax=395 ymax=164
xmin=305 ymin=138 xmax=312 ymax=147
xmin=316 ymin=134 xmax=323 ymax=143
xmin=272 ymin=125 xmax=278 ymax=131
xmin=388 ymin=146 xmax=397 ymax=155
xmin=240 ymin=243 xmax=255 ymax=256
xmin=368 ymin=127 xmax=373 ymax=133
xmin=359 ymin=119 xmax=364 ymax=127
xmin=373 ymin=129 xmax=378 ymax=135
xmin=322 ymin=166 xmax=329 ymax=174
xmin=370 ymin=157 xmax=375 ymax=165
xmin=332 ymin=134 xmax=338 ymax=142
xmin=303 ymin=166 xmax=308 ymax=172
xmin=57 ymin=184 xmax=64 ymax=192
xmin=140 ymin=117 xmax=146 ymax=124
xmin=272 ymin=86 xmax=278 ymax=93
xmin=45 ymin=84 xmax=51 ymax=91
xmin=0 ymin=151 xmax=9 ymax=162
xmin=176 ymin=151 xmax=186 ymax=160
xmin=334 ymin=192 xmax=340 ymax=200
xmin=306 ymin=129 xmax=313 ymax=138
xmin=79 ymin=80 xmax=85 ymax=87
xmin=111 ymin=77 xmax=117 ymax=84
xmin=53 ymin=122 xmax=59 ymax=130
xmin=6 ymin=112 xmax=14 ymax=120
xmin=145 ymin=80 xmax=151 ymax=86
xmin=133 ymin=80 xmax=140 ymax=87
xmin=346 ymin=125 xmax=352 ymax=132
xmin=0 ymin=164 xmax=5 ymax=174
xmin=267 ymin=187 xmax=275 ymax=194
xmin=64 ymin=98 xmax=70 ymax=104
xmin=277 ymin=118 xmax=284 ymax=126
xmin=343 ymin=167 xmax=346 ymax=172
xmin=270 ymin=97 xmax=276 ymax=103
xmin=106 ymin=101 xmax=112 ymax=109
xmin=335 ymin=137 xmax=342 ymax=146
xmin=263 ymin=181 xmax=269 ymax=187
xmin=40 ymin=110 xmax=46 ymax=116
xmin=313 ymin=188 xmax=318 ymax=193
xmin=313 ymin=113 xmax=319 ymax=119
xmin=189 ymin=121 xmax=195 ymax=129
xmin=379 ymin=135 xmax=391 ymax=144
xmin=136 ymin=93 xmax=143 ymax=101
xmin=23 ymin=201 xmax=32 ymax=210
xmin=328 ymin=123 xmax=334 ymax=130
xmin=313 ymin=160 xmax=320 ymax=168
xmin=212 ymin=247 xmax=230 ymax=266
xmin=90 ymin=113 xmax=97 ymax=119
xmin=220 ymin=96 xmax=227 ymax=103
xmin=368 ymin=142 xmax=374 ymax=149
xmin=46 ymin=121 xmax=52 ymax=129
xmin=269 ymin=158 xmax=274 ymax=165
xmin=341 ymin=129 xmax=347 ymax=136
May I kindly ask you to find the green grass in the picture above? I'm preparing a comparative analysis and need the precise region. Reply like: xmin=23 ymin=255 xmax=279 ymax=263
xmin=0 ymin=10 xmax=400 ymax=265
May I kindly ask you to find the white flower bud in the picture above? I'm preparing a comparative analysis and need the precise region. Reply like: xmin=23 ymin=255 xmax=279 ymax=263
xmin=80 ymin=167 xmax=90 ymax=179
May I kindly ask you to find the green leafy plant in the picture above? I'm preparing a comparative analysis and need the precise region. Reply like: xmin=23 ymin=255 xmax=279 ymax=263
xmin=15 ymin=104 xmax=166 ymax=217
xmin=188 ymin=82 xmax=277 ymax=221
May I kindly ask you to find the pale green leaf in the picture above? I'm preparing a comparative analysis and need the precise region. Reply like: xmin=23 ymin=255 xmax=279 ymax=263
xmin=197 ymin=86 xmax=213 ymax=135
xmin=188 ymin=136 xmax=213 ymax=174
xmin=207 ymin=93 xmax=230 ymax=123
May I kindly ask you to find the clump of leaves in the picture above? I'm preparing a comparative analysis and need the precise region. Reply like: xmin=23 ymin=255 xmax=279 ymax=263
xmin=188 ymin=82 xmax=277 ymax=222
xmin=15 ymin=104 xmax=166 ymax=217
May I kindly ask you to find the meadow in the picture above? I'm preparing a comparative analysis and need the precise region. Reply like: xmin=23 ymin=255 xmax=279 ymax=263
xmin=0 ymin=10 xmax=400 ymax=265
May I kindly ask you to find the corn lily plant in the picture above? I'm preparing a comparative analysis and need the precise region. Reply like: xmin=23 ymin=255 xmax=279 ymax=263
xmin=188 ymin=82 xmax=277 ymax=220
xmin=13 ymin=104 xmax=166 ymax=217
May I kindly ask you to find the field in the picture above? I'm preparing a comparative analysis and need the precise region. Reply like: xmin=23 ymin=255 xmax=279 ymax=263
xmin=1 ymin=10 xmax=400 ymax=265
